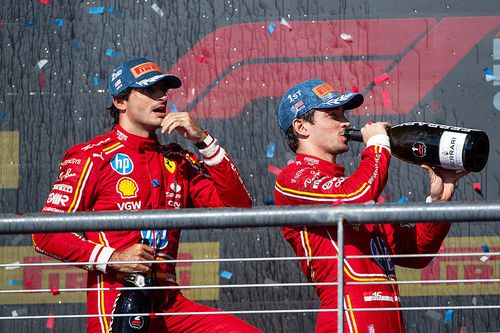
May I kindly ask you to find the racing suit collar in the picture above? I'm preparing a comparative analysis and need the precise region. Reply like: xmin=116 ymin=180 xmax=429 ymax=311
xmin=295 ymin=153 xmax=345 ymax=176
xmin=113 ymin=125 xmax=160 ymax=151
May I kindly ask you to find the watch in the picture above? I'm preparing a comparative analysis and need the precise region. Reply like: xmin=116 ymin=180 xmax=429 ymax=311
xmin=195 ymin=132 xmax=214 ymax=149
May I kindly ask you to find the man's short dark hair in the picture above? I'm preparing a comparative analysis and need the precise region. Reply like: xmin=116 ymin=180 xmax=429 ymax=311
xmin=106 ymin=88 xmax=132 ymax=127
xmin=285 ymin=110 xmax=316 ymax=153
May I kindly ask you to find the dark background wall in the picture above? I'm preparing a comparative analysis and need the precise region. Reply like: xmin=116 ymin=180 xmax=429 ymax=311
xmin=0 ymin=1 xmax=499 ymax=332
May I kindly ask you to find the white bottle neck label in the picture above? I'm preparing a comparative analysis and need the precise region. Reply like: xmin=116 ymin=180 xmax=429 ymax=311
xmin=439 ymin=131 xmax=467 ymax=171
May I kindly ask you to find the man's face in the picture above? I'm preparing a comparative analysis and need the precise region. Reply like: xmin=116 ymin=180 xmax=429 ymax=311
xmin=307 ymin=107 xmax=351 ymax=155
xmin=120 ymin=80 xmax=170 ymax=133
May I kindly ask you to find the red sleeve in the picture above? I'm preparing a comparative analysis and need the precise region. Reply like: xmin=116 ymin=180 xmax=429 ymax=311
xmin=381 ymin=222 xmax=451 ymax=268
xmin=275 ymin=145 xmax=390 ymax=205
xmin=183 ymin=141 xmax=252 ymax=208
xmin=32 ymin=147 xmax=114 ymax=272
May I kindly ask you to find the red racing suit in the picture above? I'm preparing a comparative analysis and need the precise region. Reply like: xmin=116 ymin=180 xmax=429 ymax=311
xmin=274 ymin=136 xmax=450 ymax=333
xmin=33 ymin=125 xmax=260 ymax=333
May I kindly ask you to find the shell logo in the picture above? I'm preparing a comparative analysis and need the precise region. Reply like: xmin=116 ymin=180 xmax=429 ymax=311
xmin=116 ymin=177 xmax=139 ymax=199
xmin=164 ymin=157 xmax=176 ymax=173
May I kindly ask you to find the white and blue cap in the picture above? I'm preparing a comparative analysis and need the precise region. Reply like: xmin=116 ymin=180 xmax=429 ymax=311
xmin=278 ymin=78 xmax=364 ymax=134
xmin=108 ymin=57 xmax=182 ymax=96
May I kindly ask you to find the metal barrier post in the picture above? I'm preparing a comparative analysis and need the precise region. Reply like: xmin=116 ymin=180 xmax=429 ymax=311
xmin=337 ymin=216 xmax=345 ymax=333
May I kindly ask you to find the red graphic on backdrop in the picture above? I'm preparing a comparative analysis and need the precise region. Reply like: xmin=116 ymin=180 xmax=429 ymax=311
xmin=167 ymin=17 xmax=499 ymax=119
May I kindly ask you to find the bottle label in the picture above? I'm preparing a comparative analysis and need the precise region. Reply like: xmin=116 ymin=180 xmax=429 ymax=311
xmin=439 ymin=131 xmax=467 ymax=171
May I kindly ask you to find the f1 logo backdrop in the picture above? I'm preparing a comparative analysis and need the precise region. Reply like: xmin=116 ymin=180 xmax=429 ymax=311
xmin=167 ymin=17 xmax=499 ymax=119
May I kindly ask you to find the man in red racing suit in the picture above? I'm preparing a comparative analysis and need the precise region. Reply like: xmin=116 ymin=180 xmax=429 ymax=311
xmin=33 ymin=57 xmax=261 ymax=333
xmin=274 ymin=79 xmax=467 ymax=333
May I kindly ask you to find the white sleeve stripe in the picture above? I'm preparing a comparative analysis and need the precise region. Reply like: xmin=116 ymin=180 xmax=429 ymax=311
xmin=88 ymin=244 xmax=103 ymax=270
xmin=96 ymin=247 xmax=115 ymax=274
xmin=203 ymin=147 xmax=226 ymax=166
xmin=366 ymin=134 xmax=390 ymax=150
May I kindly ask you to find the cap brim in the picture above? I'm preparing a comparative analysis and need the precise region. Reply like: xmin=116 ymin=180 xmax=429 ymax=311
xmin=314 ymin=93 xmax=364 ymax=111
xmin=131 ymin=73 xmax=182 ymax=89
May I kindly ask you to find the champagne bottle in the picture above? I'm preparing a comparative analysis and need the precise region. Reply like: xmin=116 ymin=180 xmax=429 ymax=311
xmin=344 ymin=122 xmax=489 ymax=172
xmin=110 ymin=238 xmax=152 ymax=333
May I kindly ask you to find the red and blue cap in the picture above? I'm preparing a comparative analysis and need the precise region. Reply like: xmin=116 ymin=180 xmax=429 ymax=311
xmin=278 ymin=79 xmax=364 ymax=134
xmin=108 ymin=57 xmax=182 ymax=96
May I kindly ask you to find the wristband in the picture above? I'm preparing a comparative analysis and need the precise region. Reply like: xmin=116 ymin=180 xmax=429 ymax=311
xmin=195 ymin=132 xmax=214 ymax=149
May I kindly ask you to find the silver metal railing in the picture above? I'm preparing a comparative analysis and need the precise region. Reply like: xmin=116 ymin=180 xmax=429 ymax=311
xmin=1 ymin=201 xmax=499 ymax=333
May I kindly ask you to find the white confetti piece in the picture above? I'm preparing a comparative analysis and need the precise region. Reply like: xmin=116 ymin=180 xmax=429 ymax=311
xmin=151 ymin=3 xmax=164 ymax=17
xmin=340 ymin=33 xmax=353 ymax=42
xmin=36 ymin=59 xmax=48 ymax=70
xmin=5 ymin=261 xmax=20 ymax=270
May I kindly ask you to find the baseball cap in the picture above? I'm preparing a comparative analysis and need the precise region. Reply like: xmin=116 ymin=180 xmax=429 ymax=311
xmin=278 ymin=79 xmax=364 ymax=134
xmin=108 ymin=57 xmax=182 ymax=96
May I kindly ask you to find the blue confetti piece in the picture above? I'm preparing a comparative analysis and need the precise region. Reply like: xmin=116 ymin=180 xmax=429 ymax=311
xmin=483 ymin=67 xmax=494 ymax=76
xmin=88 ymin=7 xmax=105 ymax=14
xmin=170 ymin=102 xmax=178 ymax=113
xmin=53 ymin=19 xmax=63 ymax=27
xmin=397 ymin=197 xmax=409 ymax=204
xmin=71 ymin=39 xmax=81 ymax=52
xmin=444 ymin=309 xmax=453 ymax=323
xmin=220 ymin=270 xmax=232 ymax=280
xmin=0 ymin=111 xmax=7 ymax=119
xmin=266 ymin=143 xmax=276 ymax=158
xmin=152 ymin=179 xmax=160 ymax=187
xmin=24 ymin=18 xmax=37 ymax=27
xmin=264 ymin=199 xmax=275 ymax=205
xmin=91 ymin=76 xmax=100 ymax=86
xmin=108 ymin=6 xmax=115 ymax=13
xmin=481 ymin=245 xmax=490 ymax=253
xmin=105 ymin=49 xmax=122 ymax=58
xmin=8 ymin=279 xmax=23 ymax=287
xmin=267 ymin=23 xmax=276 ymax=35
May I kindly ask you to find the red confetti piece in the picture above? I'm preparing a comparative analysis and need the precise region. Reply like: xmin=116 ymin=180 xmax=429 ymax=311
xmin=439 ymin=242 xmax=445 ymax=252
xmin=473 ymin=182 xmax=482 ymax=195
xmin=377 ymin=196 xmax=385 ymax=204
xmin=382 ymin=91 xmax=391 ymax=108
xmin=148 ymin=313 xmax=157 ymax=318
xmin=15 ymin=212 xmax=24 ymax=216
xmin=195 ymin=54 xmax=208 ymax=64
xmin=351 ymin=85 xmax=359 ymax=93
xmin=374 ymin=73 xmax=389 ymax=85
xmin=39 ymin=0 xmax=50 ymax=4
xmin=46 ymin=313 xmax=55 ymax=329
xmin=50 ymin=287 xmax=60 ymax=296
xmin=267 ymin=165 xmax=282 ymax=176
xmin=39 ymin=70 xmax=46 ymax=89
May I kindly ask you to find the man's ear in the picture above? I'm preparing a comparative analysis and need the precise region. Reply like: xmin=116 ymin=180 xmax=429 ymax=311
xmin=113 ymin=97 xmax=127 ymax=111
xmin=292 ymin=118 xmax=310 ymax=137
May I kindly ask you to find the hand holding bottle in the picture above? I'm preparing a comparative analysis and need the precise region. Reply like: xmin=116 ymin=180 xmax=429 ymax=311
xmin=108 ymin=243 xmax=154 ymax=274
xmin=422 ymin=165 xmax=469 ymax=202
xmin=360 ymin=122 xmax=392 ymax=145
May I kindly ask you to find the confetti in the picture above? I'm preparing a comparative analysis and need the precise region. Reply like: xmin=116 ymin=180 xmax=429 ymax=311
xmin=151 ymin=3 xmax=164 ymax=17
xmin=374 ymin=73 xmax=389 ymax=85
xmin=397 ymin=197 xmax=409 ymax=204
xmin=444 ymin=309 xmax=453 ymax=323
xmin=340 ymin=33 xmax=353 ymax=42
xmin=479 ymin=256 xmax=490 ymax=262
xmin=473 ymin=182 xmax=482 ymax=195
xmin=105 ymin=49 xmax=122 ymax=58
xmin=24 ymin=19 xmax=37 ymax=28
xmin=267 ymin=23 xmax=276 ymax=35
xmin=88 ymin=7 xmax=105 ymax=14
xmin=152 ymin=179 xmax=160 ymax=187
xmin=279 ymin=18 xmax=292 ymax=30
xmin=195 ymin=54 xmax=208 ymax=64
xmin=91 ymin=76 xmax=100 ymax=86
xmin=50 ymin=287 xmax=60 ymax=296
xmin=351 ymin=85 xmax=359 ymax=93
xmin=53 ymin=18 xmax=63 ymax=27
xmin=267 ymin=165 xmax=282 ymax=176
xmin=377 ymin=196 xmax=385 ymax=204
xmin=481 ymin=245 xmax=490 ymax=253
xmin=266 ymin=143 xmax=276 ymax=158
xmin=39 ymin=70 xmax=46 ymax=89
xmin=108 ymin=6 xmax=115 ymax=14
xmin=220 ymin=270 xmax=232 ymax=280
xmin=71 ymin=39 xmax=81 ymax=52
xmin=263 ymin=199 xmax=275 ymax=205
xmin=36 ymin=59 xmax=48 ymax=70
xmin=170 ymin=102 xmax=178 ymax=112
xmin=46 ymin=313 xmax=55 ymax=329
xmin=39 ymin=0 xmax=50 ymax=4
xmin=8 ymin=279 xmax=23 ymax=287
xmin=483 ymin=67 xmax=496 ymax=82
xmin=11 ymin=310 xmax=18 ymax=317
xmin=382 ymin=91 xmax=391 ymax=108
xmin=148 ymin=313 xmax=157 ymax=318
